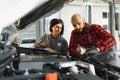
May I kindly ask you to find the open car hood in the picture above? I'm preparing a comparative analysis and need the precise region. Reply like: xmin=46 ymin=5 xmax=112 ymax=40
xmin=0 ymin=0 xmax=72 ymax=44
xmin=0 ymin=0 xmax=71 ymax=34
xmin=18 ymin=0 xmax=72 ymax=30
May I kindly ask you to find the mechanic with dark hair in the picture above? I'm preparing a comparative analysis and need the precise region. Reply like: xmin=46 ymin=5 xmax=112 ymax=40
xmin=69 ymin=14 xmax=120 ymax=67
xmin=35 ymin=18 xmax=68 ymax=56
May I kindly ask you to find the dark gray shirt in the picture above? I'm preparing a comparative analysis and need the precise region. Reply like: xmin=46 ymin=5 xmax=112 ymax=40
xmin=41 ymin=34 xmax=68 ymax=55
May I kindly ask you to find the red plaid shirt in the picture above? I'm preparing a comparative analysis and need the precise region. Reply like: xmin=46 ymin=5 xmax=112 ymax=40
xmin=69 ymin=23 xmax=116 ymax=58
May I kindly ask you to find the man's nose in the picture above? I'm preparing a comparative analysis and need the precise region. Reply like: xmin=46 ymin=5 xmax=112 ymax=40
xmin=76 ymin=24 xmax=80 ymax=29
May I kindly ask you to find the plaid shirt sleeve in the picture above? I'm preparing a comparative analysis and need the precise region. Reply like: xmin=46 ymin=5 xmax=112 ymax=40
xmin=69 ymin=30 xmax=81 ymax=58
xmin=92 ymin=24 xmax=116 ymax=52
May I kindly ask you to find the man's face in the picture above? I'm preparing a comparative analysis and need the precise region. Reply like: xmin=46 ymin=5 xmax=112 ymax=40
xmin=71 ymin=16 xmax=85 ymax=32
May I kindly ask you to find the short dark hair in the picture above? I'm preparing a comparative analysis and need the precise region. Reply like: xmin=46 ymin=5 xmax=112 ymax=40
xmin=49 ymin=18 xmax=64 ymax=35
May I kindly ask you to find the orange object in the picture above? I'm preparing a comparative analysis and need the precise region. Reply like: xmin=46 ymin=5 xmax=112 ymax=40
xmin=45 ymin=72 xmax=57 ymax=80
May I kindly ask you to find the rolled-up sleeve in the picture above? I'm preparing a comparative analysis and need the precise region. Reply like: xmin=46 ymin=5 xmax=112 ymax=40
xmin=93 ymin=24 xmax=116 ymax=52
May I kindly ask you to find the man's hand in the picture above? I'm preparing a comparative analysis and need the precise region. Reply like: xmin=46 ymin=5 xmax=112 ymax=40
xmin=81 ymin=46 xmax=100 ymax=61
xmin=85 ymin=47 xmax=99 ymax=56
xmin=97 ymin=48 xmax=100 ymax=52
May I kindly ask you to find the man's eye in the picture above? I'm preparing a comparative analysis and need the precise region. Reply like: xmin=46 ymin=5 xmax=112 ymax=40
xmin=78 ymin=23 xmax=81 ymax=25
xmin=73 ymin=24 xmax=76 ymax=27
